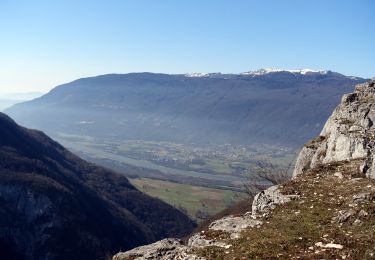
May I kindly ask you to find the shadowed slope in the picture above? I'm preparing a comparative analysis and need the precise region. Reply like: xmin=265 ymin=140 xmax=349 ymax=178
xmin=0 ymin=113 xmax=195 ymax=260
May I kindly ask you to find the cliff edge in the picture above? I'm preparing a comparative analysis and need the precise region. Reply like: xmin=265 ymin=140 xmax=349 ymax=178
xmin=294 ymin=79 xmax=375 ymax=178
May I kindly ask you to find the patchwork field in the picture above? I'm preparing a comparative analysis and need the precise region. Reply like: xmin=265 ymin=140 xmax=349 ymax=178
xmin=54 ymin=134 xmax=296 ymax=190
xmin=129 ymin=177 xmax=244 ymax=222
xmin=54 ymin=134 xmax=295 ymax=221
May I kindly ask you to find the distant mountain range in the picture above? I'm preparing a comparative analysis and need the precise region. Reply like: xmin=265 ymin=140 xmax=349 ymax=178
xmin=0 ymin=113 xmax=195 ymax=259
xmin=0 ymin=91 xmax=43 ymax=111
xmin=0 ymin=91 xmax=44 ymax=100
xmin=6 ymin=69 xmax=367 ymax=147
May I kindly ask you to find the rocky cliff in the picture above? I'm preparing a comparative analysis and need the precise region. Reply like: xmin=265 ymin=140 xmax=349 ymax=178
xmin=293 ymin=79 xmax=375 ymax=178
xmin=113 ymin=79 xmax=375 ymax=259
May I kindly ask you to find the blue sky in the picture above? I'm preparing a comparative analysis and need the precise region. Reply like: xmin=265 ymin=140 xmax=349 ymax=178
xmin=0 ymin=0 xmax=374 ymax=92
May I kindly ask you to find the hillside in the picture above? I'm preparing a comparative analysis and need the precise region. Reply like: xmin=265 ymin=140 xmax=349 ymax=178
xmin=5 ymin=70 xmax=366 ymax=147
xmin=0 ymin=113 xmax=195 ymax=259
xmin=113 ymin=79 xmax=375 ymax=259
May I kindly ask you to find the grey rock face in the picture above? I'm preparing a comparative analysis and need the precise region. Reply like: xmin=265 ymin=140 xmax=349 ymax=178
xmin=208 ymin=215 xmax=262 ymax=239
xmin=293 ymin=79 xmax=375 ymax=178
xmin=332 ymin=209 xmax=355 ymax=223
xmin=188 ymin=234 xmax=231 ymax=249
xmin=112 ymin=238 xmax=203 ymax=260
xmin=352 ymin=192 xmax=375 ymax=203
xmin=252 ymin=185 xmax=300 ymax=218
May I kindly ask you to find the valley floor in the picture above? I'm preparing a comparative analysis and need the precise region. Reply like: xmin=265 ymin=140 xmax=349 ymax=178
xmin=54 ymin=134 xmax=295 ymax=221
xmin=130 ymin=178 xmax=243 ymax=222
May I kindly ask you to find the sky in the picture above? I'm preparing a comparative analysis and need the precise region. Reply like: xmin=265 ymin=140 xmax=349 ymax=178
xmin=0 ymin=0 xmax=374 ymax=93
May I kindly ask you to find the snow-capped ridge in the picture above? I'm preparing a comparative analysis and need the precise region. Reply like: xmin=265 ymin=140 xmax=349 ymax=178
xmin=241 ymin=68 xmax=330 ymax=76
xmin=184 ymin=72 xmax=210 ymax=78
xmin=182 ymin=69 xmax=362 ymax=80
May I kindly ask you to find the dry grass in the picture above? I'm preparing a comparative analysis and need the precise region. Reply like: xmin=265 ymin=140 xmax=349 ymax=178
xmin=196 ymin=159 xmax=375 ymax=259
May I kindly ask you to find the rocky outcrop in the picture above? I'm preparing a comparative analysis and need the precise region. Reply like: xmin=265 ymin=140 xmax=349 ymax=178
xmin=251 ymin=185 xmax=300 ymax=218
xmin=112 ymin=238 xmax=203 ymax=260
xmin=208 ymin=215 xmax=262 ymax=239
xmin=293 ymin=79 xmax=375 ymax=179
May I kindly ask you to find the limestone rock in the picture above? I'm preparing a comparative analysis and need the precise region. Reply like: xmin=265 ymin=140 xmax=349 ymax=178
xmin=293 ymin=79 xmax=375 ymax=178
xmin=112 ymin=238 xmax=203 ymax=260
xmin=352 ymin=192 xmax=375 ymax=203
xmin=208 ymin=215 xmax=262 ymax=239
xmin=332 ymin=209 xmax=355 ymax=223
xmin=358 ymin=209 xmax=369 ymax=218
xmin=315 ymin=242 xmax=344 ymax=250
xmin=188 ymin=234 xmax=231 ymax=249
xmin=252 ymin=185 xmax=299 ymax=218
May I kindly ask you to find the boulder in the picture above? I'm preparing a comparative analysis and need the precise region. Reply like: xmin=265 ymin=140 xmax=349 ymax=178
xmin=208 ymin=215 xmax=262 ymax=239
xmin=252 ymin=185 xmax=299 ymax=218
xmin=112 ymin=238 xmax=203 ymax=260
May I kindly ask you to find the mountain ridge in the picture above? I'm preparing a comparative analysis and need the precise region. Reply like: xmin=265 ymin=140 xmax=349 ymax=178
xmin=5 ymin=70 xmax=367 ymax=148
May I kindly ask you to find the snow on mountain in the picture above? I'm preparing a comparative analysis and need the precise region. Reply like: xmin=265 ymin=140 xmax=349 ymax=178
xmin=182 ymin=69 xmax=364 ymax=80
xmin=184 ymin=72 xmax=210 ymax=78
xmin=241 ymin=68 xmax=329 ymax=76
xmin=184 ymin=69 xmax=333 ymax=78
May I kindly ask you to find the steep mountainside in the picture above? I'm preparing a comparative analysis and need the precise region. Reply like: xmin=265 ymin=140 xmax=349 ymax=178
xmin=113 ymin=79 xmax=375 ymax=259
xmin=5 ymin=70 xmax=366 ymax=147
xmin=0 ymin=113 xmax=195 ymax=260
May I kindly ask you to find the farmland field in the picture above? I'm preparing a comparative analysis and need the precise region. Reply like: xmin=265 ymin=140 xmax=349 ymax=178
xmin=52 ymin=133 xmax=297 ymax=220
xmin=54 ymin=134 xmax=296 ymax=189
xmin=130 ymin=177 xmax=244 ymax=222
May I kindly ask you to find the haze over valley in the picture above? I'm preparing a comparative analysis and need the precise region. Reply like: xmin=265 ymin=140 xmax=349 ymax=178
xmin=0 ymin=92 xmax=43 ymax=111
xmin=5 ymin=69 xmax=366 ymax=220
xmin=1 ymin=1 xmax=374 ymax=259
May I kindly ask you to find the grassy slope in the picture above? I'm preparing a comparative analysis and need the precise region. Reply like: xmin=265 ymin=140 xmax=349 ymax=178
xmin=195 ymin=160 xmax=375 ymax=259
xmin=130 ymin=178 xmax=244 ymax=222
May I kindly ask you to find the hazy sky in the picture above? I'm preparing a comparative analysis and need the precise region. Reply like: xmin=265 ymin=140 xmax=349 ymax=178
xmin=0 ymin=0 xmax=374 ymax=93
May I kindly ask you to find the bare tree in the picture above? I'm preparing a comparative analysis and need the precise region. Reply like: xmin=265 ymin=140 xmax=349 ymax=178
xmin=243 ymin=159 xmax=294 ymax=197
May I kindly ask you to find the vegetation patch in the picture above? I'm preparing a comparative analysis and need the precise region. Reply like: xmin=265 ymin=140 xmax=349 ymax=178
xmin=130 ymin=178 xmax=243 ymax=222
xmin=195 ymin=160 xmax=375 ymax=259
